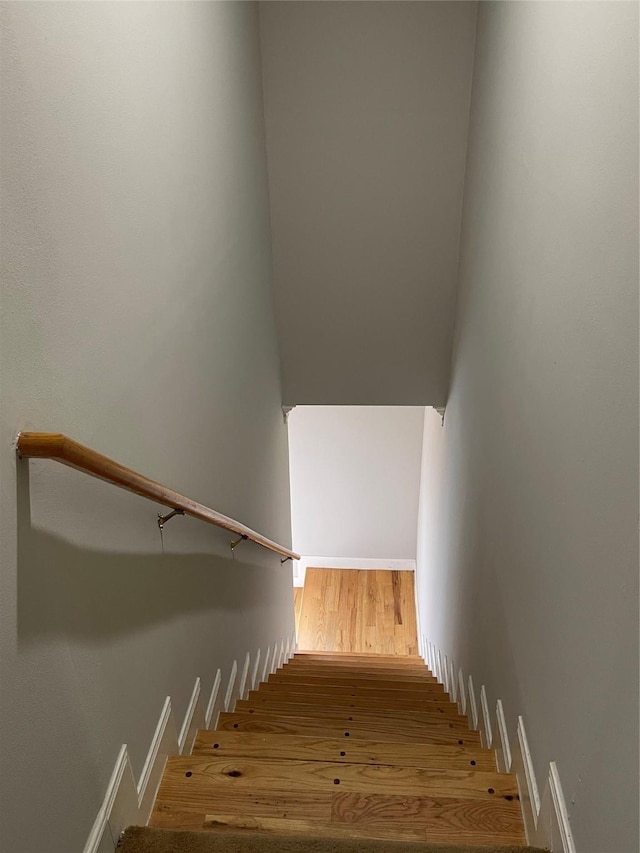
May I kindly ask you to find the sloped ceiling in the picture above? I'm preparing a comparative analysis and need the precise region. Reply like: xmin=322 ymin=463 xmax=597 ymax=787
xmin=260 ymin=1 xmax=478 ymax=406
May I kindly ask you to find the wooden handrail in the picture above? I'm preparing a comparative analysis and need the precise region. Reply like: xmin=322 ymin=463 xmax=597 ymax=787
xmin=16 ymin=432 xmax=299 ymax=561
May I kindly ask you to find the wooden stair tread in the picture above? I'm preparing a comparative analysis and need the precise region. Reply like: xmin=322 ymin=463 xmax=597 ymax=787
xmin=235 ymin=699 xmax=469 ymax=731
xmin=294 ymin=652 xmax=427 ymax=663
xmin=217 ymin=712 xmax=481 ymax=746
xmin=293 ymin=654 xmax=428 ymax=663
xmin=193 ymin=730 xmax=496 ymax=771
xmin=248 ymin=690 xmax=461 ymax=714
xmin=158 ymin=754 xmax=519 ymax=801
xmin=269 ymin=667 xmax=444 ymax=692
xmin=261 ymin=681 xmax=448 ymax=699
xmin=150 ymin=651 xmax=526 ymax=846
xmin=234 ymin=701 xmax=470 ymax=729
xmin=150 ymin=788 xmax=526 ymax=845
xmin=284 ymin=662 xmax=433 ymax=674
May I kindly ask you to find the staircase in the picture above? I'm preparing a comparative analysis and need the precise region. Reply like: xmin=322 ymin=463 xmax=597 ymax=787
xmin=121 ymin=652 xmax=547 ymax=852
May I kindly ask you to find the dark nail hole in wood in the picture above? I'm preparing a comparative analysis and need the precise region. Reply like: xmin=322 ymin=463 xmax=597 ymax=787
xmin=249 ymin=710 xmax=254 ymax=714
xmin=340 ymin=751 xmax=346 ymax=756
xmin=488 ymin=788 xmax=495 ymax=794
xmin=470 ymin=760 xmax=476 ymax=766
xmin=344 ymin=732 xmax=350 ymax=737
xmin=458 ymin=740 xmax=463 ymax=744
xmin=185 ymin=772 xmax=192 ymax=777
xmin=505 ymin=795 xmax=514 ymax=801
xmin=233 ymin=724 xmax=239 ymax=728
xmin=213 ymin=744 xmax=219 ymax=749
xmin=333 ymin=779 xmax=340 ymax=785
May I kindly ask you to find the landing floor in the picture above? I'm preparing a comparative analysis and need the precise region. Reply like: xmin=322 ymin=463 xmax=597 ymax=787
xmin=296 ymin=568 xmax=418 ymax=656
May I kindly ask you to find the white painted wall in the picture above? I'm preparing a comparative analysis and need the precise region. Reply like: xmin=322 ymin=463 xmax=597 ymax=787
xmin=0 ymin=5 xmax=293 ymax=853
xmin=289 ymin=407 xmax=424 ymax=564
xmin=416 ymin=4 xmax=638 ymax=853
xmin=259 ymin=1 xmax=477 ymax=406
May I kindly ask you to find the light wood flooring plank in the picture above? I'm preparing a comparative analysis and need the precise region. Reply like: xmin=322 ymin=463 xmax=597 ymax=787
xmin=269 ymin=672 xmax=444 ymax=689
xmin=217 ymin=712 xmax=481 ymax=746
xmin=297 ymin=569 xmax=418 ymax=655
xmin=293 ymin=588 xmax=303 ymax=638
xmin=151 ymin=787 xmax=332 ymax=824
xmin=253 ymin=687 xmax=459 ymax=712
xmin=236 ymin=699 xmax=469 ymax=727
xmin=157 ymin=755 xmax=518 ymax=801
xmin=332 ymin=791 xmax=526 ymax=845
xmin=201 ymin=814 xmax=427 ymax=843
xmin=280 ymin=665 xmax=437 ymax=681
xmin=193 ymin=731 xmax=496 ymax=771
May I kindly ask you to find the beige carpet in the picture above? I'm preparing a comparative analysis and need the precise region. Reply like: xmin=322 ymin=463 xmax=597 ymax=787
xmin=118 ymin=827 xmax=549 ymax=853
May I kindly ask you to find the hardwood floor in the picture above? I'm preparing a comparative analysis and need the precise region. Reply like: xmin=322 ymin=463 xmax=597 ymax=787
xmin=150 ymin=652 xmax=527 ymax=846
xmin=293 ymin=587 xmax=303 ymax=638
xmin=297 ymin=568 xmax=418 ymax=655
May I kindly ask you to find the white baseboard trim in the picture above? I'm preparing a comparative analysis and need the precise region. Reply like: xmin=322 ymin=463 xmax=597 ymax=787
xmin=262 ymin=644 xmax=272 ymax=683
xmin=448 ymin=658 xmax=457 ymax=702
xmin=238 ymin=652 xmax=251 ymax=701
xmin=137 ymin=697 xmax=178 ymax=824
xmin=106 ymin=747 xmax=139 ymax=851
xmin=425 ymin=636 xmax=576 ymax=852
xmin=513 ymin=714 xmax=541 ymax=842
xmin=223 ymin=660 xmax=238 ymax=712
xmin=178 ymin=678 xmax=205 ymax=757
xmin=250 ymin=649 xmax=262 ymax=692
xmin=85 ymin=631 xmax=292 ymax=853
xmin=541 ymin=762 xmax=577 ymax=853
xmin=493 ymin=699 xmax=511 ymax=773
xmin=467 ymin=674 xmax=479 ymax=731
xmin=292 ymin=556 xmax=416 ymax=587
xmin=270 ymin=642 xmax=279 ymax=674
xmin=457 ymin=668 xmax=467 ymax=715
xmin=83 ymin=745 xmax=128 ymax=853
xmin=205 ymin=669 xmax=222 ymax=729
xmin=480 ymin=684 xmax=492 ymax=748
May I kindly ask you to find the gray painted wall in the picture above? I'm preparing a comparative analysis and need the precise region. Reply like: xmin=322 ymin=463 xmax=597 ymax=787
xmin=0 ymin=4 xmax=293 ymax=852
xmin=259 ymin=1 xmax=477 ymax=406
xmin=416 ymin=4 xmax=639 ymax=852
xmin=288 ymin=406 xmax=424 ymax=559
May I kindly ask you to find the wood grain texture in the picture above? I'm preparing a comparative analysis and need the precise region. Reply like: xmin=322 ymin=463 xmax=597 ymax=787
xmin=235 ymin=699 xmax=469 ymax=727
xmin=297 ymin=569 xmax=418 ymax=654
xmin=287 ymin=661 xmax=431 ymax=671
xmin=193 ymin=731 xmax=497 ymax=771
xmin=201 ymin=814 xmax=427 ymax=842
xmin=332 ymin=792 xmax=526 ymax=845
xmin=217 ymin=712 xmax=481 ymax=746
xmin=152 ymin=797 xmax=525 ymax=846
xmin=152 ymin=788 xmax=332 ymax=822
xmin=269 ymin=663 xmax=444 ymax=692
xmin=16 ymin=432 xmax=298 ymax=560
xmin=293 ymin=588 xmax=303 ymax=636
xmin=150 ymin=651 xmax=526 ymax=846
xmin=295 ymin=649 xmax=426 ymax=666
xmin=158 ymin=755 xmax=519 ymax=800
xmin=259 ymin=683 xmax=448 ymax=702
xmin=251 ymin=687 xmax=458 ymax=711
